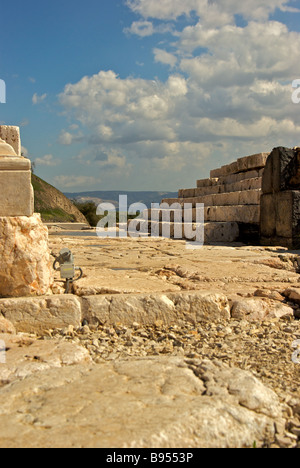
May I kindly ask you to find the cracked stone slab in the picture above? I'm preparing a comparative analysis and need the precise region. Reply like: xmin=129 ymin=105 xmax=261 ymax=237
xmin=0 ymin=295 xmax=82 ymax=333
xmin=0 ymin=291 xmax=230 ymax=334
xmin=0 ymin=356 xmax=284 ymax=448
xmin=81 ymin=291 xmax=230 ymax=327
xmin=0 ymin=333 xmax=91 ymax=385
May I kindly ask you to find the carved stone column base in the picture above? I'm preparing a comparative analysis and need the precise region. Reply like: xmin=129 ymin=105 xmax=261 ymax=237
xmin=0 ymin=214 xmax=53 ymax=298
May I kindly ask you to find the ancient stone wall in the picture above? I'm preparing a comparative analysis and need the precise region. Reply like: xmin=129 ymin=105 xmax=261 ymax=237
xmin=0 ymin=125 xmax=53 ymax=297
xmin=140 ymin=152 xmax=269 ymax=243
xmin=260 ymin=147 xmax=300 ymax=248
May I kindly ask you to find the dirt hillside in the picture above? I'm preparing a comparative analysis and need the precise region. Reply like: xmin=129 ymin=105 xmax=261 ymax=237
xmin=32 ymin=174 xmax=88 ymax=224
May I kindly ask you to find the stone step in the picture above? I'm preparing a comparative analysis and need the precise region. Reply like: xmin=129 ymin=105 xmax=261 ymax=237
xmin=142 ymin=208 xmax=202 ymax=223
xmin=197 ymin=168 xmax=264 ymax=189
xmin=161 ymin=189 xmax=261 ymax=209
xmin=128 ymin=220 xmax=239 ymax=243
xmin=205 ymin=205 xmax=260 ymax=224
xmin=176 ymin=189 xmax=261 ymax=206
xmin=210 ymin=153 xmax=269 ymax=178
xmin=180 ymin=177 xmax=262 ymax=198
xmin=0 ymin=290 xmax=231 ymax=333
xmin=143 ymin=204 xmax=259 ymax=224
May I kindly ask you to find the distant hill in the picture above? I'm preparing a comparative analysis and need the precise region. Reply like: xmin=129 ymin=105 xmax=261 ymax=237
xmin=64 ymin=191 xmax=179 ymax=209
xmin=32 ymin=174 xmax=89 ymax=224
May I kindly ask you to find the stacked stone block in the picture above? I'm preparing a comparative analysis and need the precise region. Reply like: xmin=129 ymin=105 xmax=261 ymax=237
xmin=0 ymin=126 xmax=53 ymax=298
xmin=260 ymin=147 xmax=300 ymax=248
xmin=136 ymin=152 xmax=268 ymax=243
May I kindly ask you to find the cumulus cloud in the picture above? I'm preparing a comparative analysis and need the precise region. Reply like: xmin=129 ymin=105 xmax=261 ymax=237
xmin=32 ymin=93 xmax=47 ymax=105
xmin=59 ymin=72 xmax=188 ymax=146
xmin=34 ymin=154 xmax=61 ymax=167
xmin=153 ymin=48 xmax=177 ymax=67
xmin=58 ymin=0 xmax=300 ymax=189
xmin=53 ymin=175 xmax=98 ymax=189
xmin=124 ymin=20 xmax=174 ymax=37
xmin=126 ymin=0 xmax=298 ymax=22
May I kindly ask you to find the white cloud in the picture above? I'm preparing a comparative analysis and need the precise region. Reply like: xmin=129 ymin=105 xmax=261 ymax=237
xmin=178 ymin=21 xmax=300 ymax=87
xmin=125 ymin=20 xmax=154 ymax=37
xmin=35 ymin=154 xmax=61 ymax=167
xmin=58 ymin=131 xmax=74 ymax=145
xmin=32 ymin=93 xmax=47 ymax=105
xmin=124 ymin=19 xmax=174 ymax=37
xmin=53 ymin=175 xmax=98 ymax=189
xmin=58 ymin=1 xmax=300 ymax=189
xmin=126 ymin=0 xmax=298 ymax=22
xmin=153 ymin=48 xmax=177 ymax=67
xmin=58 ymin=129 xmax=84 ymax=145
xmin=59 ymin=71 xmax=188 ymax=145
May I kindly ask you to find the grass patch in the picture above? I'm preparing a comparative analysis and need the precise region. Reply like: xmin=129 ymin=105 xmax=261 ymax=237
xmin=39 ymin=208 xmax=76 ymax=223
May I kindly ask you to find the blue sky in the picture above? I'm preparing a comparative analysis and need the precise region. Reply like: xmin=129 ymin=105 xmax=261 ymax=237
xmin=1 ymin=0 xmax=300 ymax=192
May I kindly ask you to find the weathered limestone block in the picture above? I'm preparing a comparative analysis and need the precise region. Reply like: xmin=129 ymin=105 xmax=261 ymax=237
xmin=259 ymin=193 xmax=276 ymax=238
xmin=262 ymin=147 xmax=299 ymax=194
xmin=197 ymin=169 xmax=264 ymax=189
xmin=196 ymin=177 xmax=219 ymax=188
xmin=178 ymin=188 xmax=196 ymax=198
xmin=81 ymin=291 xmax=230 ymax=327
xmin=0 ymin=316 xmax=16 ymax=334
xmin=149 ymin=205 xmax=260 ymax=224
xmin=187 ymin=178 xmax=262 ymax=198
xmin=0 ymin=157 xmax=34 ymax=216
xmin=0 ymin=126 xmax=21 ymax=155
xmin=0 ymin=356 xmax=284 ymax=448
xmin=237 ymin=152 xmax=269 ymax=173
xmin=260 ymin=191 xmax=300 ymax=247
xmin=231 ymin=297 xmax=294 ymax=321
xmin=194 ymin=185 xmax=224 ymax=196
xmin=145 ymin=220 xmax=239 ymax=242
xmin=200 ymin=190 xmax=261 ymax=207
xmin=210 ymin=153 xmax=268 ymax=178
xmin=0 ymin=134 xmax=34 ymax=217
xmin=205 ymin=205 xmax=260 ymax=224
xmin=204 ymin=221 xmax=240 ymax=243
xmin=161 ymin=197 xmax=184 ymax=205
xmin=225 ymin=177 xmax=262 ymax=193
xmin=0 ymin=214 xmax=53 ymax=298
xmin=0 ymin=295 xmax=82 ymax=333
xmin=147 ymin=221 xmax=186 ymax=239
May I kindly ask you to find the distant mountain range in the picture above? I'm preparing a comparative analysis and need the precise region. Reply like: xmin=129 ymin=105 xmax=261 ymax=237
xmin=64 ymin=191 xmax=179 ymax=208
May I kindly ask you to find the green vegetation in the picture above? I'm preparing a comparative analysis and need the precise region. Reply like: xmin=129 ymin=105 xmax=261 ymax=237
xmin=32 ymin=174 xmax=88 ymax=224
xmin=38 ymin=208 xmax=76 ymax=223
xmin=31 ymin=175 xmax=45 ymax=193
xmin=73 ymin=201 xmax=139 ymax=227
xmin=73 ymin=202 xmax=101 ymax=227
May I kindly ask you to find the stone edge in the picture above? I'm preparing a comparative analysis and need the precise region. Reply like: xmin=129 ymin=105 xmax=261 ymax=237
xmin=0 ymin=291 xmax=231 ymax=334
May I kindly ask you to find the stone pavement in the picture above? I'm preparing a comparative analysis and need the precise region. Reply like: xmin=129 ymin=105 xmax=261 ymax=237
xmin=0 ymin=335 xmax=289 ymax=448
xmin=0 ymin=235 xmax=300 ymax=448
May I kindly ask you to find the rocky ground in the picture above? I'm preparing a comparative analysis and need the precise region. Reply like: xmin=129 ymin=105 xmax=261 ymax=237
xmin=47 ymin=316 xmax=300 ymax=448
xmin=0 ymin=232 xmax=300 ymax=448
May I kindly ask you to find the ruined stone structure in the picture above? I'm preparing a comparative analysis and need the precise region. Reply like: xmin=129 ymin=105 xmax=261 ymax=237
xmin=0 ymin=126 xmax=52 ymax=298
xmin=138 ymin=148 xmax=300 ymax=248
xmin=260 ymin=147 xmax=300 ymax=248
xmin=138 ymin=152 xmax=269 ymax=244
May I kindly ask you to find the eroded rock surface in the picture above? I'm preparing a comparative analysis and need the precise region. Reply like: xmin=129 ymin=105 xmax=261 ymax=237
xmin=0 ymin=350 xmax=286 ymax=448
xmin=0 ymin=214 xmax=53 ymax=298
